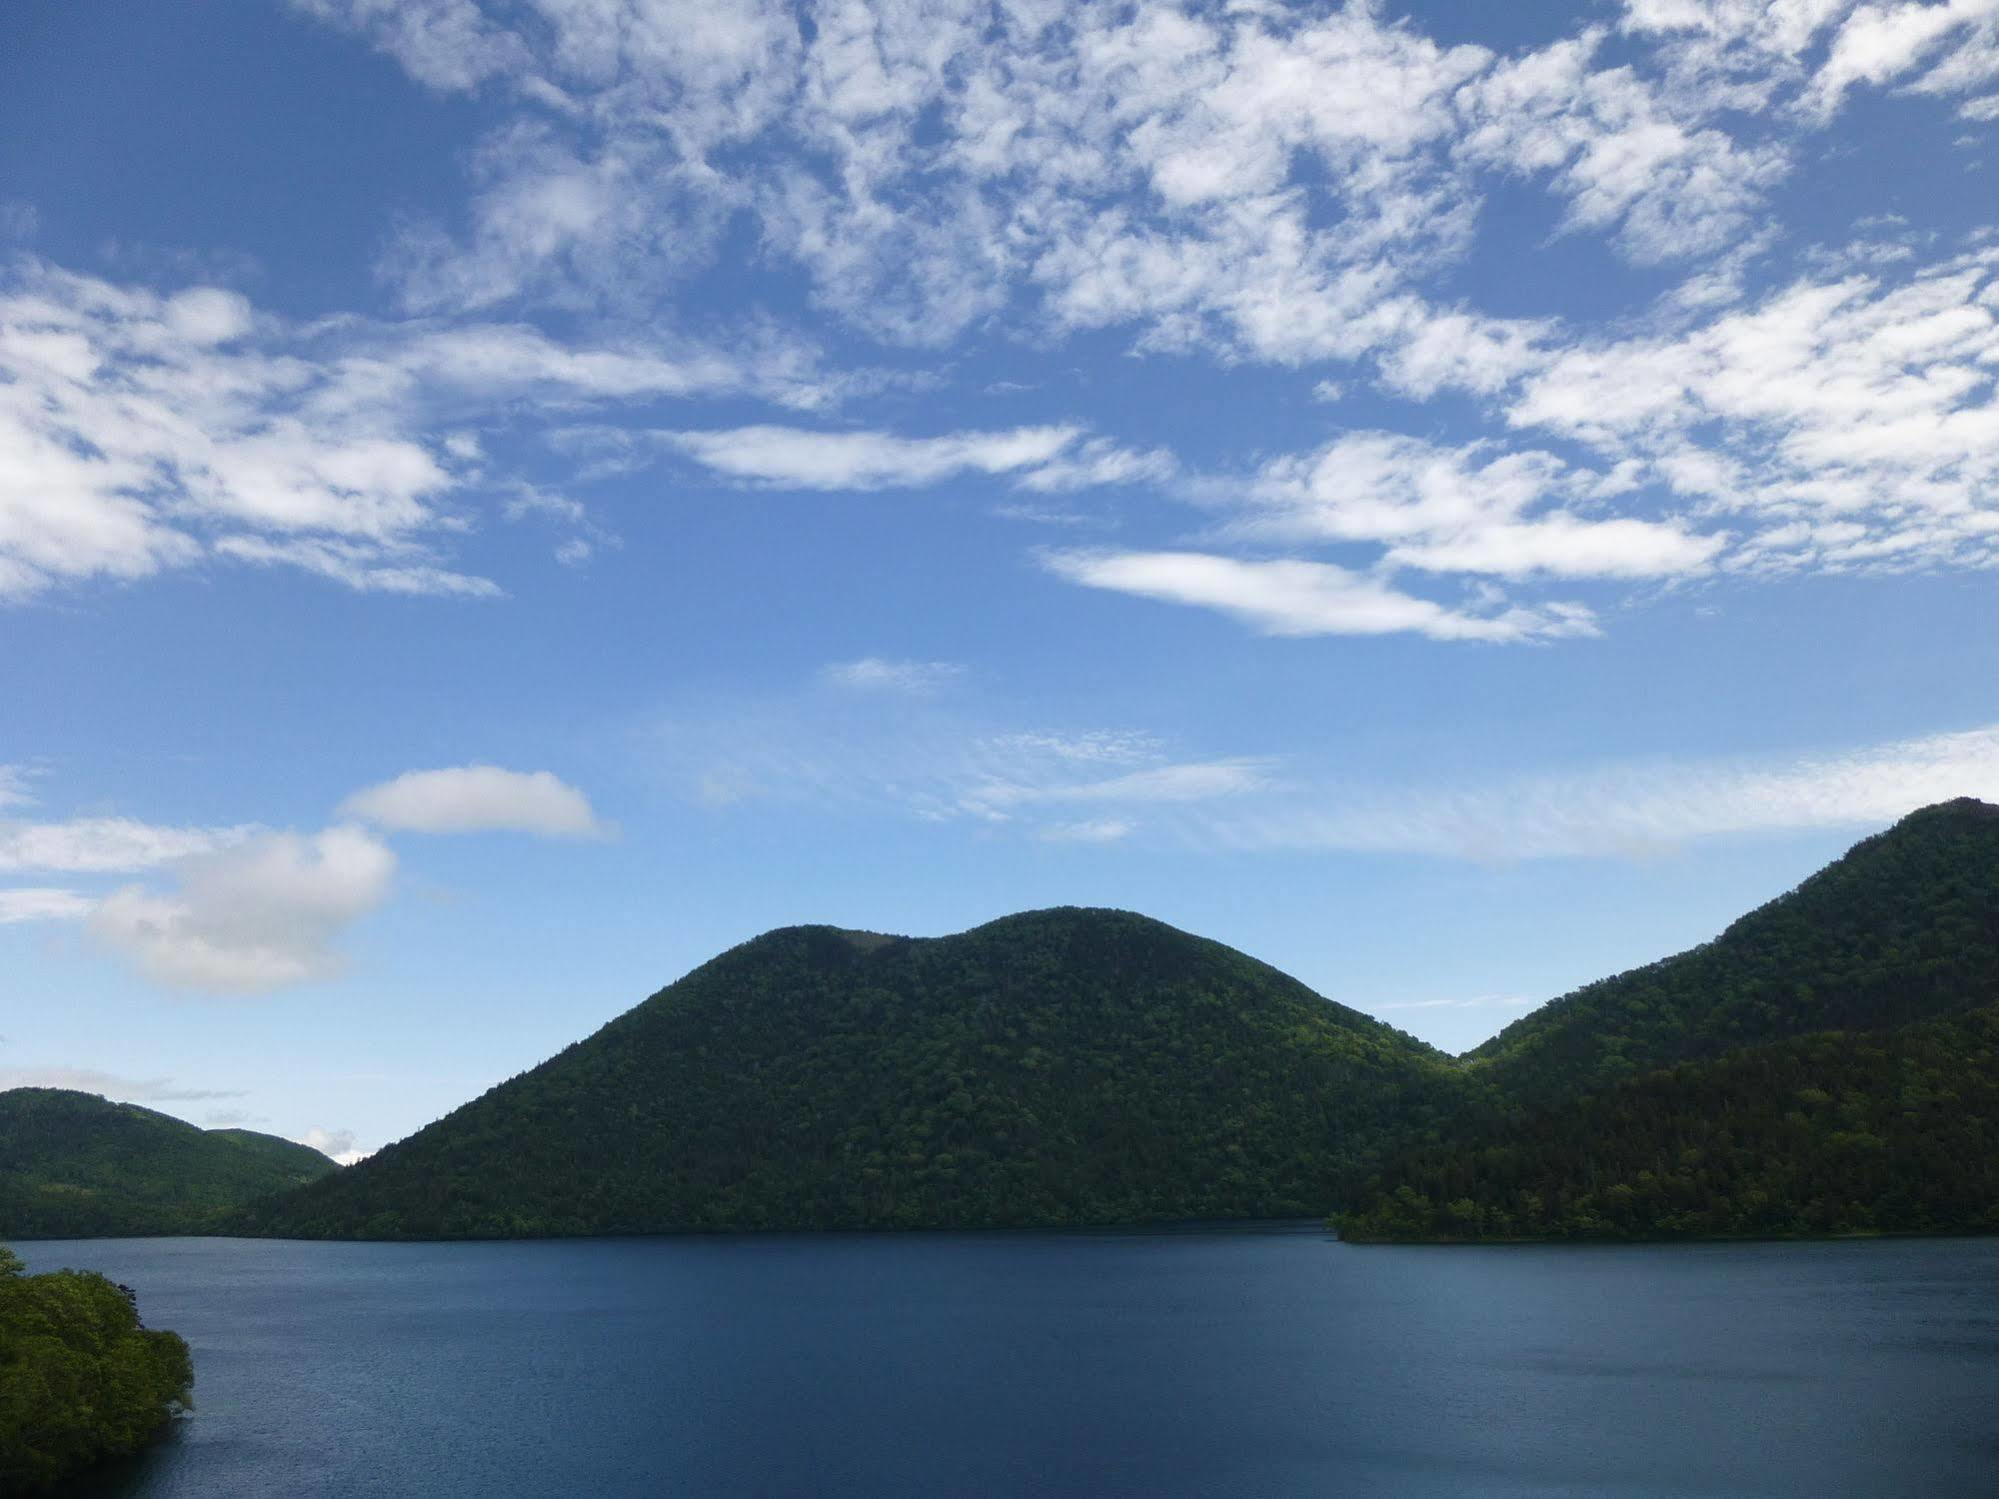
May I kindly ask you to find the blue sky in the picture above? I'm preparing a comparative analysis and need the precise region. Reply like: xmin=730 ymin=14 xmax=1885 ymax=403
xmin=4 ymin=0 xmax=1999 ymax=1160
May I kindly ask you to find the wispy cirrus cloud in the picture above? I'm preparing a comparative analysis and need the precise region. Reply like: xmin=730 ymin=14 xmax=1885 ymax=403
xmin=1043 ymin=550 xmax=1601 ymax=644
xmin=0 ymin=818 xmax=254 ymax=874
xmin=0 ymin=888 xmax=94 ymax=923
xmin=822 ymin=658 xmax=967 ymax=695
xmin=1202 ymin=723 xmax=1999 ymax=860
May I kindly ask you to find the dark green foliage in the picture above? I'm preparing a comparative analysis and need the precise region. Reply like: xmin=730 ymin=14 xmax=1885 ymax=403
xmin=1344 ymin=801 xmax=1999 ymax=1242
xmin=0 ymin=1243 xmax=193 ymax=1492
xmin=252 ymin=908 xmax=1464 ymax=1237
xmin=1469 ymin=799 xmax=1999 ymax=1101
xmin=1340 ymin=1007 xmax=1999 ymax=1240
xmin=0 ymin=1090 xmax=338 ymax=1239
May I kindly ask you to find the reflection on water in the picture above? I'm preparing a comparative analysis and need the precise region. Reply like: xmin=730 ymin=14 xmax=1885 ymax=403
xmin=24 ymin=1229 xmax=1999 ymax=1499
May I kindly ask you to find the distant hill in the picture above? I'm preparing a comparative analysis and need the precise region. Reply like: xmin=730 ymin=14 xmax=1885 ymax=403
xmin=0 ymin=1090 xmax=337 ymax=1238
xmin=250 ymin=908 xmax=1465 ymax=1238
xmin=1341 ymin=800 xmax=1999 ymax=1241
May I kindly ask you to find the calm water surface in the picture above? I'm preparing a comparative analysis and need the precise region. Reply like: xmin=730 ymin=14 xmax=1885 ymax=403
xmin=23 ymin=1228 xmax=1999 ymax=1497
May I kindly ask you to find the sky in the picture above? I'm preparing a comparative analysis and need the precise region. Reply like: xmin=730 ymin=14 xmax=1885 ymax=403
xmin=4 ymin=0 xmax=1999 ymax=1162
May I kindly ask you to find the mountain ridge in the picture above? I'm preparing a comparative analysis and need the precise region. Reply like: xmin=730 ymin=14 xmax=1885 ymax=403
xmin=0 ymin=1089 xmax=337 ymax=1238
xmin=247 ymin=906 xmax=1465 ymax=1238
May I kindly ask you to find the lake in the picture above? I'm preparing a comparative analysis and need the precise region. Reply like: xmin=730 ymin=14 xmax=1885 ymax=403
xmin=21 ymin=1228 xmax=1999 ymax=1497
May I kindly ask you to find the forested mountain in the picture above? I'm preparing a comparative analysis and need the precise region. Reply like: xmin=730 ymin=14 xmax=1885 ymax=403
xmin=0 ymin=1090 xmax=337 ymax=1238
xmin=250 ymin=908 xmax=1466 ymax=1238
xmin=1468 ymin=799 xmax=1999 ymax=1102
xmin=34 ymin=802 xmax=1997 ymax=1245
xmin=1342 ymin=800 xmax=1999 ymax=1241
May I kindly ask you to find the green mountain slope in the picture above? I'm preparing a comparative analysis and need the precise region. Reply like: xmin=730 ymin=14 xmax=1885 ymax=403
xmin=1343 ymin=800 xmax=1999 ymax=1242
xmin=0 ymin=1090 xmax=338 ymax=1238
xmin=1467 ymin=798 xmax=1999 ymax=1102
xmin=251 ymin=908 xmax=1465 ymax=1238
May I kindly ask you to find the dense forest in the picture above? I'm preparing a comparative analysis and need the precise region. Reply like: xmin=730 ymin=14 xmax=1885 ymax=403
xmin=16 ymin=802 xmax=1999 ymax=1245
xmin=0 ymin=1090 xmax=336 ymax=1238
xmin=1342 ymin=800 xmax=1999 ymax=1241
xmin=0 ymin=1244 xmax=192 ymax=1492
xmin=250 ymin=908 xmax=1466 ymax=1237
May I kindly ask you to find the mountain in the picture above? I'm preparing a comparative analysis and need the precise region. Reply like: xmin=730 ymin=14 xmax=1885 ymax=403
xmin=0 ymin=1090 xmax=338 ymax=1238
xmin=250 ymin=908 xmax=1465 ymax=1238
xmin=1340 ymin=800 xmax=1999 ymax=1241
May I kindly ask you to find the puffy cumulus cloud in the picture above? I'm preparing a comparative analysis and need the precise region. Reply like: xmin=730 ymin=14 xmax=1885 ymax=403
xmin=1204 ymin=723 xmax=1999 ymax=861
xmin=341 ymin=766 xmax=605 ymax=837
xmin=651 ymin=424 xmax=1170 ymax=492
xmin=295 ymin=1126 xmax=373 ymax=1166
xmin=1043 ymin=549 xmax=1601 ymax=644
xmin=88 ymin=826 xmax=397 ymax=994
xmin=0 ymin=1065 xmax=246 ymax=1102
xmin=0 ymin=259 xmax=854 ymax=604
xmin=0 ymin=888 xmax=94 ymax=923
xmin=821 ymin=658 xmax=967 ymax=695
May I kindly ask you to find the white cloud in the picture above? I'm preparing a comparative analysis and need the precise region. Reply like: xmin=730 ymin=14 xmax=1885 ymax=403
xmin=341 ymin=766 xmax=605 ymax=837
xmin=88 ymin=826 xmax=397 ymax=994
xmin=1238 ymin=431 xmax=1723 ymax=581
xmin=0 ymin=888 xmax=93 ymax=923
xmin=0 ymin=1065 xmax=246 ymax=1102
xmin=1372 ymin=994 xmax=1538 ymax=1012
xmin=0 ymin=818 xmax=252 ymax=874
xmin=962 ymin=759 xmax=1271 ymax=820
xmin=1207 ymin=723 xmax=1999 ymax=860
xmin=1044 ymin=550 xmax=1600 ymax=643
xmin=1804 ymin=0 xmax=1999 ymax=117
xmin=295 ymin=1126 xmax=373 ymax=1167
xmin=653 ymin=424 xmax=1165 ymax=492
xmin=0 ymin=258 xmax=855 ymax=604
xmin=1506 ymin=258 xmax=1999 ymax=576
xmin=282 ymin=0 xmax=1796 ymax=379
xmin=1038 ymin=818 xmax=1137 ymax=844
xmin=651 ymin=687 xmax=1260 ymax=840
xmin=822 ymin=658 xmax=967 ymax=694
xmin=1458 ymin=29 xmax=1790 ymax=263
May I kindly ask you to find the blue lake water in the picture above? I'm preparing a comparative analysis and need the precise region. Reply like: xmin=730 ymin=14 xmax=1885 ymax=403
xmin=21 ymin=1228 xmax=1999 ymax=1497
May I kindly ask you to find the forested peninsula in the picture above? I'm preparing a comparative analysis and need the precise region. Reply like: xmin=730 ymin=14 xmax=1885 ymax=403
xmin=0 ymin=1244 xmax=192 ymax=1493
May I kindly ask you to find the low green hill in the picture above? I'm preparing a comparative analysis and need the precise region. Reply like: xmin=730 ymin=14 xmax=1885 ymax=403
xmin=1343 ymin=800 xmax=1999 ymax=1242
xmin=0 ymin=1090 xmax=337 ymax=1238
xmin=251 ymin=907 xmax=1466 ymax=1238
